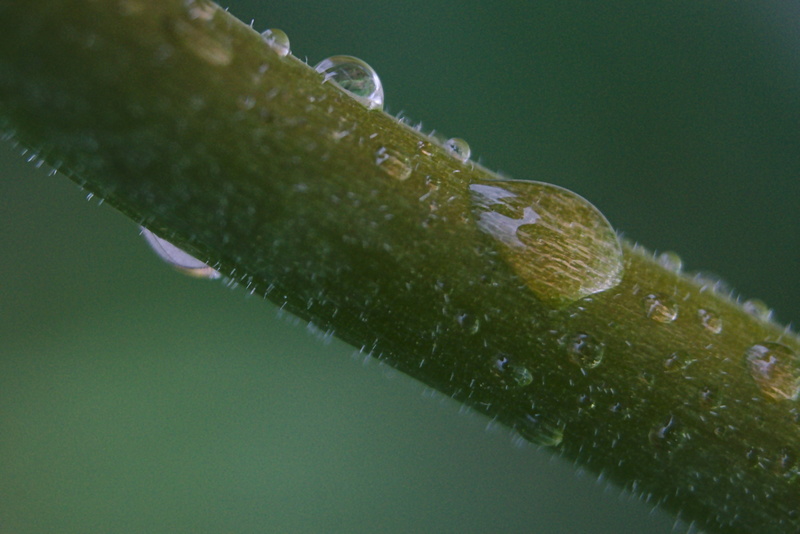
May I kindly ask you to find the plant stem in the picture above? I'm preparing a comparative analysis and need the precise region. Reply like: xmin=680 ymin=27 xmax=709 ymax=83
xmin=0 ymin=1 xmax=798 ymax=531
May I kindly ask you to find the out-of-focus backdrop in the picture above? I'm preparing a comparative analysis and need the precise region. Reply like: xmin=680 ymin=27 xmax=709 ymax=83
xmin=1 ymin=1 xmax=798 ymax=532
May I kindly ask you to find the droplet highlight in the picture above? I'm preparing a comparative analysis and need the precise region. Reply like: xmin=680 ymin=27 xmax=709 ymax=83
xmin=314 ymin=55 xmax=384 ymax=110
xmin=642 ymin=293 xmax=679 ymax=323
xmin=444 ymin=137 xmax=470 ymax=162
xmin=746 ymin=342 xmax=800 ymax=401
xmin=697 ymin=308 xmax=723 ymax=334
xmin=469 ymin=180 xmax=623 ymax=306
xmin=141 ymin=228 xmax=220 ymax=279
xmin=261 ymin=28 xmax=290 ymax=57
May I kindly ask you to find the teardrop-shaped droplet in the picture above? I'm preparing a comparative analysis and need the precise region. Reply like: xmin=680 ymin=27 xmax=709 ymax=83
xmin=469 ymin=180 xmax=623 ymax=306
xmin=314 ymin=55 xmax=384 ymax=110
xmin=141 ymin=228 xmax=220 ymax=279
xmin=444 ymin=137 xmax=470 ymax=162
xmin=260 ymin=28 xmax=290 ymax=57
xmin=642 ymin=293 xmax=679 ymax=323
xmin=745 ymin=342 xmax=800 ymax=401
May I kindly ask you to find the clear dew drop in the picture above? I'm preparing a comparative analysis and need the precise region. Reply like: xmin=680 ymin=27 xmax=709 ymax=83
xmin=743 ymin=298 xmax=773 ymax=322
xmin=490 ymin=354 xmax=533 ymax=389
xmin=374 ymin=146 xmax=411 ymax=181
xmin=642 ymin=293 xmax=679 ymax=323
xmin=745 ymin=342 xmax=800 ymax=401
xmin=444 ymin=137 xmax=471 ymax=162
xmin=469 ymin=180 xmax=624 ymax=307
xmin=657 ymin=251 xmax=683 ymax=272
xmin=260 ymin=28 xmax=290 ymax=57
xmin=141 ymin=228 xmax=221 ymax=280
xmin=697 ymin=308 xmax=723 ymax=334
xmin=563 ymin=332 xmax=604 ymax=370
xmin=314 ymin=55 xmax=384 ymax=110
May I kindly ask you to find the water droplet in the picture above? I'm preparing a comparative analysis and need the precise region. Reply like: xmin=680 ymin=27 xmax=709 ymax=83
xmin=185 ymin=0 xmax=216 ymax=21
xmin=314 ymin=55 xmax=384 ymax=110
xmin=743 ymin=298 xmax=773 ymax=322
xmin=745 ymin=342 xmax=800 ymax=401
xmin=456 ymin=313 xmax=481 ymax=335
xmin=469 ymin=180 xmax=623 ymax=307
xmin=692 ymin=271 xmax=732 ymax=295
xmin=642 ymin=293 xmax=679 ymax=323
xmin=261 ymin=28 xmax=290 ymax=57
xmin=563 ymin=332 xmax=604 ymax=370
xmin=663 ymin=350 xmax=694 ymax=373
xmin=141 ymin=228 xmax=220 ymax=279
xmin=516 ymin=414 xmax=565 ymax=447
xmin=374 ymin=146 xmax=411 ymax=181
xmin=657 ymin=251 xmax=683 ymax=272
xmin=698 ymin=308 xmax=723 ymax=334
xmin=490 ymin=354 xmax=533 ymax=389
xmin=444 ymin=137 xmax=470 ymax=162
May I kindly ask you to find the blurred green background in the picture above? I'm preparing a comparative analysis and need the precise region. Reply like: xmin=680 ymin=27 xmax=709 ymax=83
xmin=1 ymin=1 xmax=798 ymax=532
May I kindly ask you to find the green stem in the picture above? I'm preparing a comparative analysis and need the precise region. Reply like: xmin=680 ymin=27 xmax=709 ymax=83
xmin=0 ymin=1 xmax=798 ymax=531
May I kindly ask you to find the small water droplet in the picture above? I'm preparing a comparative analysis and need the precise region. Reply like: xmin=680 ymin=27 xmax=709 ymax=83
xmin=456 ymin=313 xmax=481 ymax=335
xmin=314 ymin=55 xmax=384 ymax=110
xmin=642 ymin=293 xmax=679 ymax=323
xmin=698 ymin=308 xmax=723 ymax=334
xmin=490 ymin=354 xmax=533 ymax=389
xmin=663 ymin=350 xmax=694 ymax=373
xmin=261 ymin=28 xmax=290 ymax=57
xmin=563 ymin=332 xmax=604 ymax=370
xmin=743 ymin=298 xmax=773 ymax=322
xmin=516 ymin=414 xmax=565 ymax=447
xmin=444 ymin=137 xmax=470 ymax=162
xmin=469 ymin=180 xmax=623 ymax=306
xmin=374 ymin=146 xmax=411 ymax=181
xmin=141 ymin=228 xmax=220 ymax=279
xmin=657 ymin=251 xmax=683 ymax=272
xmin=746 ymin=342 xmax=800 ymax=401
xmin=185 ymin=0 xmax=216 ymax=20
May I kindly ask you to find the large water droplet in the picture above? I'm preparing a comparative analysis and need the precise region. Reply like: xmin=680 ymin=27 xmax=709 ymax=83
xmin=261 ymin=28 xmax=290 ymax=57
xmin=745 ymin=342 xmax=800 ymax=401
xmin=642 ymin=293 xmax=679 ymax=323
xmin=141 ymin=228 xmax=220 ymax=279
xmin=469 ymin=180 xmax=623 ymax=307
xmin=314 ymin=55 xmax=384 ymax=110
xmin=444 ymin=137 xmax=470 ymax=162
xmin=490 ymin=354 xmax=533 ymax=389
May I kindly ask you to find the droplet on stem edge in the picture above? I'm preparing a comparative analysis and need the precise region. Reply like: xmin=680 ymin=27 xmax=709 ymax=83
xmin=314 ymin=55 xmax=384 ymax=110
xmin=141 ymin=227 xmax=221 ymax=280
xmin=469 ymin=180 xmax=624 ymax=307
xmin=261 ymin=28 xmax=290 ymax=57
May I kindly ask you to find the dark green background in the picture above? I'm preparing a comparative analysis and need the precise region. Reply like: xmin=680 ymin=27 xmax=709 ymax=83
xmin=1 ymin=1 xmax=798 ymax=532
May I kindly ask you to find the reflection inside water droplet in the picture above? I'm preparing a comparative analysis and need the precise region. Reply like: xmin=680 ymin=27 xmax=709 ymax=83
xmin=563 ymin=332 xmax=604 ymax=370
xmin=261 ymin=28 xmax=290 ymax=57
xmin=469 ymin=180 xmax=623 ymax=307
xmin=657 ymin=251 xmax=683 ymax=272
xmin=314 ymin=55 xmax=384 ymax=110
xmin=141 ymin=228 xmax=220 ymax=279
xmin=746 ymin=342 xmax=800 ymax=401
xmin=375 ymin=146 xmax=411 ymax=181
xmin=444 ymin=137 xmax=470 ymax=162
